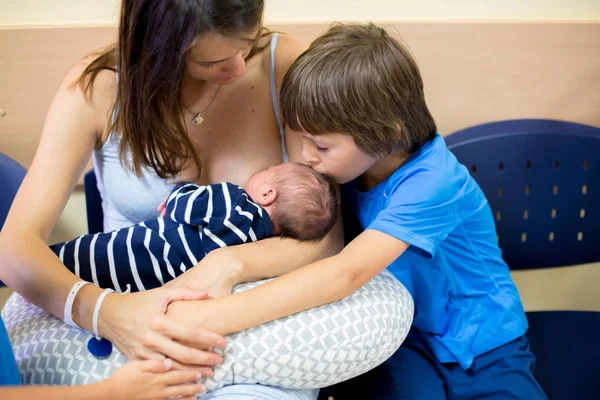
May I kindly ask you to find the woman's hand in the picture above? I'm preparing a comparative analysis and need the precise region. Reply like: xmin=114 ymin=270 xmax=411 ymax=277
xmin=100 ymin=285 xmax=226 ymax=373
xmin=166 ymin=248 xmax=243 ymax=298
xmin=106 ymin=358 xmax=204 ymax=400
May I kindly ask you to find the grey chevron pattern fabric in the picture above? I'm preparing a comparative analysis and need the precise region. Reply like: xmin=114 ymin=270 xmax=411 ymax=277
xmin=2 ymin=271 xmax=413 ymax=394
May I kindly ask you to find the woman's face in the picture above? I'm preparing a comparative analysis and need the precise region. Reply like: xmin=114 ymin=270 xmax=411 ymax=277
xmin=186 ymin=31 xmax=257 ymax=85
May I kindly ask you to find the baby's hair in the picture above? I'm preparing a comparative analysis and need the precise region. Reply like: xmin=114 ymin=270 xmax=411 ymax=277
xmin=281 ymin=22 xmax=437 ymax=156
xmin=270 ymin=163 xmax=339 ymax=242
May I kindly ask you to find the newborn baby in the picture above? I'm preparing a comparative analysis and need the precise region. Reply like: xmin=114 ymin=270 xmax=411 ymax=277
xmin=50 ymin=162 xmax=339 ymax=292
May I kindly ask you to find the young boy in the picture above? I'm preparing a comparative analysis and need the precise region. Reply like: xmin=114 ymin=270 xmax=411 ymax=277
xmin=275 ymin=23 xmax=546 ymax=399
xmin=51 ymin=162 xmax=338 ymax=293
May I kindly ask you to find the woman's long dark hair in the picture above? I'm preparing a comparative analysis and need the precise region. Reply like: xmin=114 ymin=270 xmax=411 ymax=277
xmin=75 ymin=0 xmax=267 ymax=179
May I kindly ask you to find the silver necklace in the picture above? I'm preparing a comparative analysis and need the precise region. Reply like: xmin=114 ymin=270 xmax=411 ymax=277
xmin=185 ymin=85 xmax=222 ymax=126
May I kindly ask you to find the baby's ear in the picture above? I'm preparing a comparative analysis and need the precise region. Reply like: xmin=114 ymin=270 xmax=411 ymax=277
xmin=261 ymin=187 xmax=277 ymax=206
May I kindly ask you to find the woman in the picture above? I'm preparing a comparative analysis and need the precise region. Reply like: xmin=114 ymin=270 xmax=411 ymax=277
xmin=0 ymin=1 xmax=341 ymax=398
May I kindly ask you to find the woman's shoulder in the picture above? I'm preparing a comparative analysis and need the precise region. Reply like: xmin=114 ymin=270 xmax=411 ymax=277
xmin=62 ymin=53 xmax=117 ymax=101
xmin=252 ymin=32 xmax=308 ymax=83
xmin=271 ymin=33 xmax=309 ymax=87
xmin=63 ymin=53 xmax=118 ymax=143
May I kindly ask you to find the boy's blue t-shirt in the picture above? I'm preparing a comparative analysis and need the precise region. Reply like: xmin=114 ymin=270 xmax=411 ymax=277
xmin=0 ymin=316 xmax=21 ymax=386
xmin=343 ymin=134 xmax=528 ymax=369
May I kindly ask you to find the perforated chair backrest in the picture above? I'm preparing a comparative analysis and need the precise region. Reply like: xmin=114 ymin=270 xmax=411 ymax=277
xmin=445 ymin=119 xmax=600 ymax=270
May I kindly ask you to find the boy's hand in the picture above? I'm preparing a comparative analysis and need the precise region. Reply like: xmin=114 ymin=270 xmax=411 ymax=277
xmin=107 ymin=358 xmax=204 ymax=400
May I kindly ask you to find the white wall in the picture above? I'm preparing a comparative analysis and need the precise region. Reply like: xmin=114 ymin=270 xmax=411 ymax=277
xmin=1 ymin=0 xmax=599 ymax=26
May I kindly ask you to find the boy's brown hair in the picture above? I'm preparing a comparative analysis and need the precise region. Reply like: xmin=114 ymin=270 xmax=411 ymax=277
xmin=281 ymin=23 xmax=437 ymax=155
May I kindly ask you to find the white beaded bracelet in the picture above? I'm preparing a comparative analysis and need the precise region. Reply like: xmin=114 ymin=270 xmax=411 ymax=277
xmin=63 ymin=280 xmax=91 ymax=329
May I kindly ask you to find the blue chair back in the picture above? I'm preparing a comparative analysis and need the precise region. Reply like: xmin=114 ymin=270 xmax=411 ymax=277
xmin=446 ymin=119 xmax=599 ymax=270
xmin=0 ymin=153 xmax=27 ymax=287
xmin=0 ymin=153 xmax=26 ymax=231
xmin=446 ymin=119 xmax=600 ymax=400
xmin=84 ymin=169 xmax=104 ymax=234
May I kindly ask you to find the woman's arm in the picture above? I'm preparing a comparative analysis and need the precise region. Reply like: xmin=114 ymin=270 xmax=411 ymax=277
xmin=0 ymin=60 xmax=224 ymax=367
xmin=167 ymin=229 xmax=409 ymax=335
xmin=0 ymin=60 xmax=109 ymax=321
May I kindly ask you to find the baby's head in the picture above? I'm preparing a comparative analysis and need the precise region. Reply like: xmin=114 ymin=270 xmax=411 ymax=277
xmin=244 ymin=162 xmax=339 ymax=241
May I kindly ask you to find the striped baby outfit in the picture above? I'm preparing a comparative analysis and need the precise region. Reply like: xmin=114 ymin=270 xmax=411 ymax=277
xmin=51 ymin=182 xmax=274 ymax=292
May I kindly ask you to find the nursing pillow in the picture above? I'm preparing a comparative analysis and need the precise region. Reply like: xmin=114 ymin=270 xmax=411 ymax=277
xmin=2 ymin=270 xmax=413 ymax=393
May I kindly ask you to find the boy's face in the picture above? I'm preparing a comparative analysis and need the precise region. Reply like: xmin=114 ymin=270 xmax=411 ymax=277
xmin=299 ymin=132 xmax=378 ymax=184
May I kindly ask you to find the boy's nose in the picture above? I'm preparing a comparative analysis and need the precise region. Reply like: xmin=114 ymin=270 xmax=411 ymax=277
xmin=302 ymin=147 xmax=320 ymax=166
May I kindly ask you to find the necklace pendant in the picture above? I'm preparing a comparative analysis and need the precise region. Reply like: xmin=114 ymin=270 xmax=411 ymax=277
xmin=191 ymin=113 xmax=204 ymax=126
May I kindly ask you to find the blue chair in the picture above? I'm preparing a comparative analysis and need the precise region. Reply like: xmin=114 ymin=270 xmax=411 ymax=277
xmin=445 ymin=119 xmax=600 ymax=400
xmin=0 ymin=153 xmax=27 ymax=287
xmin=84 ymin=169 xmax=104 ymax=234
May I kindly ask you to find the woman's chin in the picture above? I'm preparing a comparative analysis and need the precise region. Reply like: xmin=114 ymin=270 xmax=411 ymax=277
xmin=219 ymin=76 xmax=240 ymax=85
xmin=205 ymin=75 xmax=240 ymax=86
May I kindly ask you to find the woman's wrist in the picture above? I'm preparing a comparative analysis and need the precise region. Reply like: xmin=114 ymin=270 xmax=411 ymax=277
xmin=71 ymin=284 xmax=104 ymax=333
xmin=96 ymin=291 xmax=122 ymax=340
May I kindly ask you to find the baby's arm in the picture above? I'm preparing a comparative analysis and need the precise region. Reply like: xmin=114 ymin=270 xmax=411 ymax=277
xmin=164 ymin=183 xmax=209 ymax=226
xmin=164 ymin=182 xmax=244 ymax=228
xmin=168 ymin=229 xmax=408 ymax=335
xmin=49 ymin=232 xmax=110 ymax=286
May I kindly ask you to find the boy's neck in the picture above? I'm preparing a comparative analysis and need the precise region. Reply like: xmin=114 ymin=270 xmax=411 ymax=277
xmin=358 ymin=151 xmax=411 ymax=191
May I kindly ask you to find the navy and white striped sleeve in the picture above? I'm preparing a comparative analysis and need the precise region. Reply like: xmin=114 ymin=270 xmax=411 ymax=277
xmin=200 ymin=183 xmax=275 ymax=252
xmin=165 ymin=182 xmax=274 ymax=251
xmin=164 ymin=183 xmax=213 ymax=226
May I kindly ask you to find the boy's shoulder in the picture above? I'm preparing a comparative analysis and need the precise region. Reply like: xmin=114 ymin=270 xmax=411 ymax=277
xmin=390 ymin=136 xmax=466 ymax=189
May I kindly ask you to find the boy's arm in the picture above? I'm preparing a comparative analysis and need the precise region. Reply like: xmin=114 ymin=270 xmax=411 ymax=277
xmin=167 ymin=229 xmax=408 ymax=335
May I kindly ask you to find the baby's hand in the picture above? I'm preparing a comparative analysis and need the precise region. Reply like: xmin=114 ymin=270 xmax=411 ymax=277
xmin=157 ymin=198 xmax=167 ymax=217
xmin=107 ymin=358 xmax=204 ymax=400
